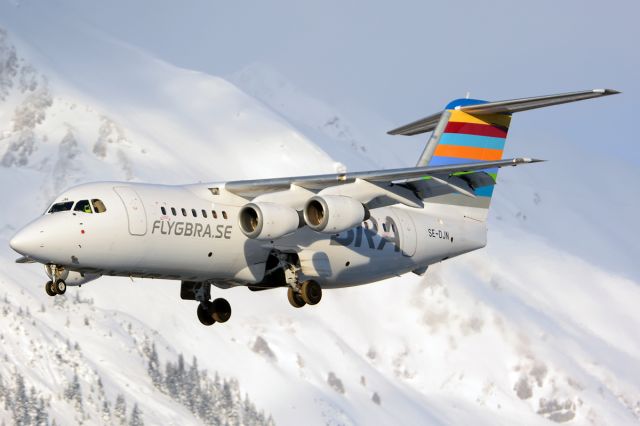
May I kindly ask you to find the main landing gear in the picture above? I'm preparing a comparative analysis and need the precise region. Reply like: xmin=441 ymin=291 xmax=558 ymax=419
xmin=181 ymin=281 xmax=232 ymax=326
xmin=287 ymin=280 xmax=322 ymax=308
xmin=262 ymin=251 xmax=323 ymax=309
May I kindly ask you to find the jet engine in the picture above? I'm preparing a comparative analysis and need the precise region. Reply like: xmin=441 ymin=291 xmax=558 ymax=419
xmin=303 ymin=195 xmax=367 ymax=234
xmin=239 ymin=202 xmax=301 ymax=240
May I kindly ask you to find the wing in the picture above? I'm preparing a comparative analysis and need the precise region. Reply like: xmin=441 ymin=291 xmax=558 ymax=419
xmin=222 ymin=157 xmax=541 ymax=208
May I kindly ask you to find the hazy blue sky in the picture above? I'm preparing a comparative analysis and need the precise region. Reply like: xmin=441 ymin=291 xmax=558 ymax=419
xmin=53 ymin=0 xmax=639 ymax=165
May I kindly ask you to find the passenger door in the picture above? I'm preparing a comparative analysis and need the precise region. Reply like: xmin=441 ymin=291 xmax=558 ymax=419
xmin=113 ymin=186 xmax=147 ymax=236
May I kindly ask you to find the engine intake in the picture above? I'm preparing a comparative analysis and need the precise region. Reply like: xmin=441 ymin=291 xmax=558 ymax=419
xmin=304 ymin=195 xmax=367 ymax=234
xmin=239 ymin=202 xmax=301 ymax=240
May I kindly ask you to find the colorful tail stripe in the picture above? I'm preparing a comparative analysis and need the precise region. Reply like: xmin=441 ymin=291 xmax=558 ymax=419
xmin=427 ymin=99 xmax=512 ymax=202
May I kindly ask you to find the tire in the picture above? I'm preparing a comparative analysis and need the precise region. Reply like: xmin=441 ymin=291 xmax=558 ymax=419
xmin=287 ymin=287 xmax=306 ymax=308
xmin=55 ymin=279 xmax=66 ymax=295
xmin=197 ymin=303 xmax=215 ymax=326
xmin=45 ymin=281 xmax=56 ymax=297
xmin=300 ymin=280 xmax=322 ymax=305
xmin=211 ymin=298 xmax=231 ymax=323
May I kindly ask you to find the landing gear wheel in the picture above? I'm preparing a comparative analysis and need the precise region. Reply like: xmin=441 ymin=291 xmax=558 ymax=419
xmin=211 ymin=298 xmax=232 ymax=323
xmin=45 ymin=281 xmax=56 ymax=297
xmin=197 ymin=302 xmax=215 ymax=326
xmin=55 ymin=279 xmax=66 ymax=295
xmin=287 ymin=287 xmax=306 ymax=308
xmin=300 ymin=280 xmax=322 ymax=305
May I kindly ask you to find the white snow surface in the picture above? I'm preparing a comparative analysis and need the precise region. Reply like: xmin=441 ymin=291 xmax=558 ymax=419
xmin=0 ymin=1 xmax=639 ymax=425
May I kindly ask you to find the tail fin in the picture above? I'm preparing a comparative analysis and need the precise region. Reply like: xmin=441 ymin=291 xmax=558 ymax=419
xmin=388 ymin=89 xmax=619 ymax=208
xmin=428 ymin=98 xmax=510 ymax=199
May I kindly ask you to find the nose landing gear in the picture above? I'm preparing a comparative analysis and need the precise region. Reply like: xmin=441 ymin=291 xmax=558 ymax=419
xmin=45 ymin=279 xmax=67 ymax=296
xmin=44 ymin=265 xmax=67 ymax=296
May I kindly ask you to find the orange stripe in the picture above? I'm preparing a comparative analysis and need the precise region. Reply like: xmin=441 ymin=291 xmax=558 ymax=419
xmin=434 ymin=144 xmax=503 ymax=161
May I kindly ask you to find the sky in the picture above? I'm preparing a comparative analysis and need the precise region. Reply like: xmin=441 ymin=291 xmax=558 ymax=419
xmin=51 ymin=0 xmax=640 ymax=164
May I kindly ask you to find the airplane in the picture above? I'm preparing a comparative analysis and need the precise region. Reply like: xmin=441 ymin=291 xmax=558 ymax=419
xmin=9 ymin=89 xmax=619 ymax=326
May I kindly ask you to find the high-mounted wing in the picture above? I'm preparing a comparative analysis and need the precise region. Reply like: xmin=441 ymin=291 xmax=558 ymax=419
xmin=224 ymin=157 xmax=540 ymax=198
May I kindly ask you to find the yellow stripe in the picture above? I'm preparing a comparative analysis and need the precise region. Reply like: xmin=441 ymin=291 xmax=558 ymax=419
xmin=447 ymin=110 xmax=512 ymax=128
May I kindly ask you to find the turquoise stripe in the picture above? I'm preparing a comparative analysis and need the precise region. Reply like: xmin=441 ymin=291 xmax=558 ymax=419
xmin=474 ymin=186 xmax=494 ymax=197
xmin=439 ymin=133 xmax=505 ymax=150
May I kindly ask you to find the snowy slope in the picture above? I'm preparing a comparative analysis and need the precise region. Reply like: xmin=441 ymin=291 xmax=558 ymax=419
xmin=1 ymin=1 xmax=639 ymax=425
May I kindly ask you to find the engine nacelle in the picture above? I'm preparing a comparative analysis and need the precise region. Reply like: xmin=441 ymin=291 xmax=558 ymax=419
xmin=238 ymin=202 xmax=301 ymax=240
xmin=303 ymin=195 xmax=367 ymax=234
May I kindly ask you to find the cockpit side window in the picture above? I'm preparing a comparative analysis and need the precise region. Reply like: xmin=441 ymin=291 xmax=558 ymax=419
xmin=48 ymin=201 xmax=74 ymax=213
xmin=74 ymin=200 xmax=93 ymax=214
xmin=92 ymin=199 xmax=107 ymax=213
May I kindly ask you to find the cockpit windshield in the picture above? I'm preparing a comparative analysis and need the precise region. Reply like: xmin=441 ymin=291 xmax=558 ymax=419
xmin=92 ymin=199 xmax=107 ymax=213
xmin=48 ymin=201 xmax=74 ymax=213
xmin=46 ymin=199 xmax=107 ymax=214
xmin=74 ymin=200 xmax=93 ymax=214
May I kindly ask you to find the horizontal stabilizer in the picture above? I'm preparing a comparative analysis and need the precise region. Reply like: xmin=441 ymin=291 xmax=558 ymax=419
xmin=388 ymin=89 xmax=620 ymax=136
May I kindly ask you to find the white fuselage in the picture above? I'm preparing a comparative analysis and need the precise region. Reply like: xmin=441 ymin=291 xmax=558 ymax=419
xmin=10 ymin=182 xmax=487 ymax=289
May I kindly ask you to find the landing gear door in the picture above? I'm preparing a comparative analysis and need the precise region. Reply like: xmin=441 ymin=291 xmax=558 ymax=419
xmin=392 ymin=208 xmax=417 ymax=257
xmin=113 ymin=186 xmax=147 ymax=236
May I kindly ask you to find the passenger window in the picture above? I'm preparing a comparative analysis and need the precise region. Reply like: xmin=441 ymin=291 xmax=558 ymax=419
xmin=91 ymin=199 xmax=107 ymax=213
xmin=171 ymin=207 xmax=177 ymax=216
xmin=48 ymin=201 xmax=74 ymax=213
xmin=212 ymin=210 xmax=218 ymax=219
xmin=161 ymin=207 xmax=166 ymax=215
xmin=181 ymin=208 xmax=187 ymax=217
xmin=202 ymin=209 xmax=207 ymax=218
xmin=74 ymin=200 xmax=93 ymax=214
xmin=191 ymin=208 xmax=197 ymax=217
xmin=222 ymin=211 xmax=228 ymax=219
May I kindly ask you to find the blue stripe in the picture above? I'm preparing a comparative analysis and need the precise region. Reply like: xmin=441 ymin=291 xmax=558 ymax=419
xmin=445 ymin=98 xmax=488 ymax=109
xmin=428 ymin=156 xmax=486 ymax=166
xmin=439 ymin=133 xmax=505 ymax=150
xmin=474 ymin=186 xmax=494 ymax=197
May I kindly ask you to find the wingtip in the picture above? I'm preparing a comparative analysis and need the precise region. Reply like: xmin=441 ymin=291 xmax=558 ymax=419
xmin=593 ymin=88 xmax=621 ymax=95
xmin=517 ymin=158 xmax=546 ymax=164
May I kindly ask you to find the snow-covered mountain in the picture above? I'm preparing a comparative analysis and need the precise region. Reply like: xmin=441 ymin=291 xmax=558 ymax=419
xmin=0 ymin=1 xmax=639 ymax=425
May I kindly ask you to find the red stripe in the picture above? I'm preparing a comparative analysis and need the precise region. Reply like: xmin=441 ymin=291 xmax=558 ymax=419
xmin=444 ymin=122 xmax=508 ymax=138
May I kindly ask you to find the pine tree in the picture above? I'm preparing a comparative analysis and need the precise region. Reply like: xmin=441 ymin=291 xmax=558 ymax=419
xmin=101 ymin=400 xmax=111 ymax=423
xmin=13 ymin=373 xmax=29 ymax=426
xmin=34 ymin=397 xmax=48 ymax=426
xmin=129 ymin=403 xmax=144 ymax=426
xmin=114 ymin=394 xmax=127 ymax=425
xmin=147 ymin=344 xmax=161 ymax=388
xmin=64 ymin=372 xmax=83 ymax=412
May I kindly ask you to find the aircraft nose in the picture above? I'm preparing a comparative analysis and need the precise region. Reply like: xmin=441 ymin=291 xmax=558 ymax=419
xmin=9 ymin=224 xmax=42 ymax=256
